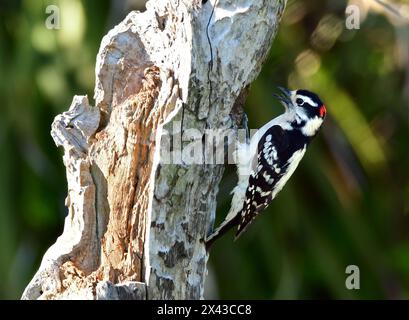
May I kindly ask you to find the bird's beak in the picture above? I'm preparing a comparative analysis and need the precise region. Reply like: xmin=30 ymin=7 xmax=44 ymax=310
xmin=273 ymin=86 xmax=292 ymax=110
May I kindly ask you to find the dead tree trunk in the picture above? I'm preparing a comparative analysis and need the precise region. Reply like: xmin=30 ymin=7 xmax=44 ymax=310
xmin=22 ymin=0 xmax=286 ymax=300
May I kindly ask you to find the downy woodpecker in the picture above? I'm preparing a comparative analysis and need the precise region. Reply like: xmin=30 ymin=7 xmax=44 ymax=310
xmin=206 ymin=87 xmax=326 ymax=248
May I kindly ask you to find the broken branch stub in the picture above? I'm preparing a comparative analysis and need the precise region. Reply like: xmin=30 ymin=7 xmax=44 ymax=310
xmin=22 ymin=0 xmax=286 ymax=300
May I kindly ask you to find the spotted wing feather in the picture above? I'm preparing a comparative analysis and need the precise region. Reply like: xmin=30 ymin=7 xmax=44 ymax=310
xmin=235 ymin=125 xmax=291 ymax=239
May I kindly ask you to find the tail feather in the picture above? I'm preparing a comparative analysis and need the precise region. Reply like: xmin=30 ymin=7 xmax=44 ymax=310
xmin=233 ymin=216 xmax=254 ymax=242
xmin=205 ymin=140 xmax=252 ymax=250
xmin=205 ymin=215 xmax=240 ymax=250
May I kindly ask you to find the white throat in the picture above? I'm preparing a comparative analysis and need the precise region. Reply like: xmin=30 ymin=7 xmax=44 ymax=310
xmin=301 ymin=116 xmax=323 ymax=136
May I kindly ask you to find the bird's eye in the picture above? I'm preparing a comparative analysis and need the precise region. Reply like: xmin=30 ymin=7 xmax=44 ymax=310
xmin=296 ymin=98 xmax=304 ymax=105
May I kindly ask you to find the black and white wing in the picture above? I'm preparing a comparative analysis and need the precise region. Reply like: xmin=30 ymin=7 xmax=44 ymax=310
xmin=235 ymin=125 xmax=292 ymax=239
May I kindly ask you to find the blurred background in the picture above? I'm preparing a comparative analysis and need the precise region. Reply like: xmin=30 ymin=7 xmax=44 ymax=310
xmin=0 ymin=0 xmax=408 ymax=299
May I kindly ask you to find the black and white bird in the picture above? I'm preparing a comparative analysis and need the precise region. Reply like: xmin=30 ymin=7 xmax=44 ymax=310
xmin=206 ymin=87 xmax=326 ymax=248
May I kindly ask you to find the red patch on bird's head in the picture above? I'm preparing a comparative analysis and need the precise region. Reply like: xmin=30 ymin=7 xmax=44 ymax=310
xmin=319 ymin=105 xmax=326 ymax=118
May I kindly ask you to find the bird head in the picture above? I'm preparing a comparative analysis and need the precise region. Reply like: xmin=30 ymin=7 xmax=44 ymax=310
xmin=274 ymin=87 xmax=326 ymax=137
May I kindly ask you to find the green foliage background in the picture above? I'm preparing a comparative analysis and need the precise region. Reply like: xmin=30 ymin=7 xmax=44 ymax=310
xmin=1 ymin=0 xmax=409 ymax=299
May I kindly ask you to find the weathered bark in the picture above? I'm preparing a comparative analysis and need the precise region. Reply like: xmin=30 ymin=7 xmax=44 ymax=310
xmin=22 ymin=0 xmax=286 ymax=300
